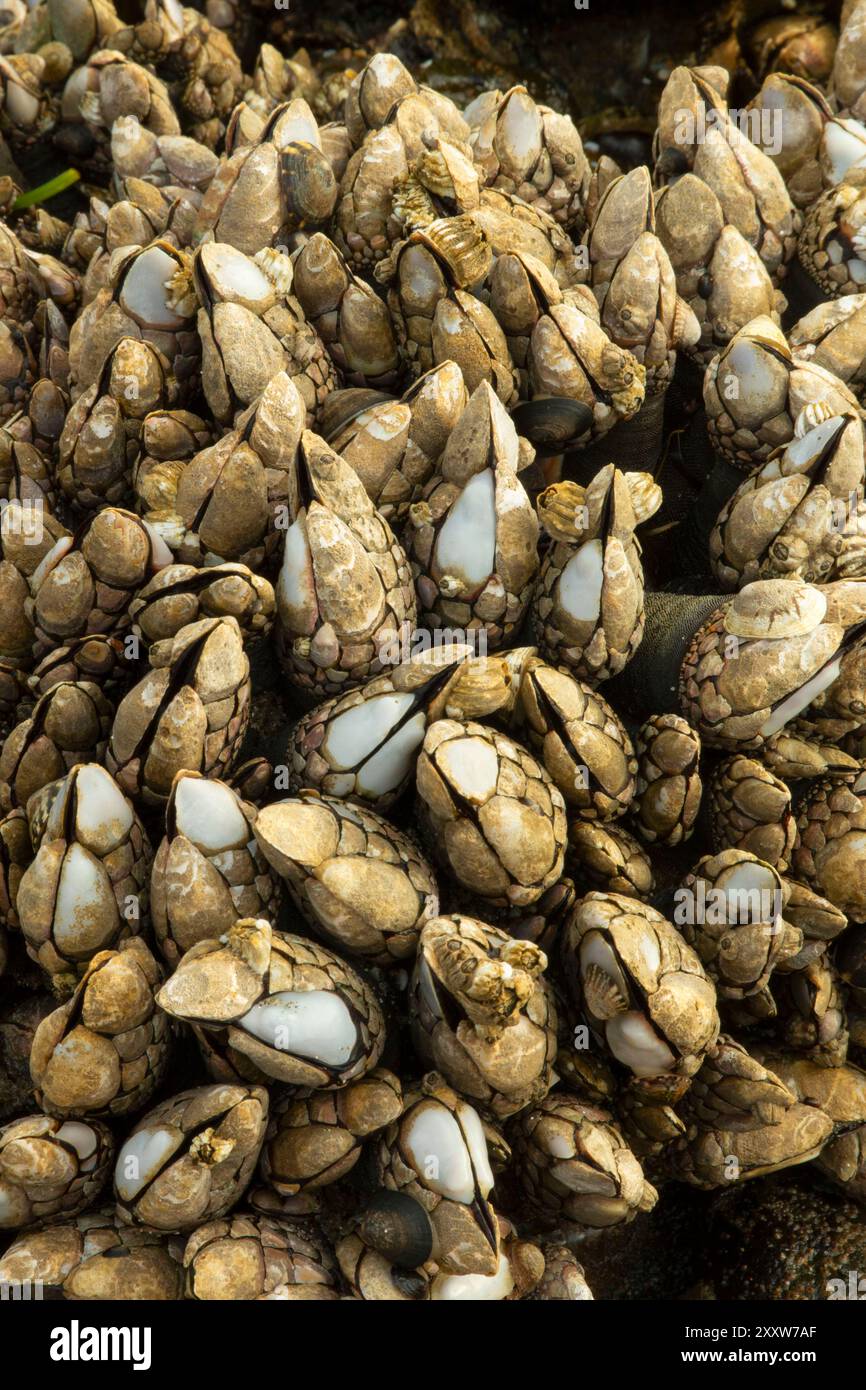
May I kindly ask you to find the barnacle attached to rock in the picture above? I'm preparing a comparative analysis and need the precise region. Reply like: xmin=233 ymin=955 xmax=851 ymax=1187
xmin=156 ymin=918 xmax=385 ymax=1089
xmin=410 ymin=914 xmax=557 ymax=1118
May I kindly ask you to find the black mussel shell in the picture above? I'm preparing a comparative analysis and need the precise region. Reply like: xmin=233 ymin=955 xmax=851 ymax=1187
xmin=358 ymin=1189 xmax=435 ymax=1270
xmin=320 ymin=387 xmax=395 ymax=442
xmin=512 ymin=397 xmax=593 ymax=455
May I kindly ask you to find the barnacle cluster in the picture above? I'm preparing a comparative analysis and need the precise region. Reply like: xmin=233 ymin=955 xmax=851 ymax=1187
xmin=2 ymin=0 xmax=866 ymax=1306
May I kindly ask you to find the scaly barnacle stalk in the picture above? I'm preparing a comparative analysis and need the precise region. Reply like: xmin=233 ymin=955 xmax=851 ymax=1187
xmin=406 ymin=382 xmax=539 ymax=649
xmin=466 ymin=83 xmax=590 ymax=232
xmin=274 ymin=429 xmax=416 ymax=698
xmin=798 ymin=167 xmax=866 ymax=298
xmin=322 ymin=360 xmax=469 ymax=523
xmin=106 ymin=615 xmax=250 ymax=807
xmin=631 ymin=714 xmax=702 ymax=848
xmin=155 ymin=917 xmax=386 ymax=1089
xmin=15 ymin=762 xmax=151 ymax=992
xmin=707 ymin=756 xmax=797 ymax=871
xmin=29 ymin=937 xmax=170 ymax=1118
xmin=151 ymin=771 xmax=282 ymax=967
xmin=709 ymin=406 xmax=866 ymax=587
xmin=113 ymin=1082 xmax=268 ymax=1232
xmin=704 ymin=315 xmax=864 ymax=471
xmin=416 ymin=717 xmax=567 ymax=908
xmin=253 ymin=790 xmax=439 ymax=967
xmin=561 ymin=891 xmax=720 ymax=1099
xmin=410 ymin=914 xmax=557 ymax=1118
xmin=532 ymin=467 xmax=645 ymax=684
xmin=655 ymin=177 xmax=784 ymax=366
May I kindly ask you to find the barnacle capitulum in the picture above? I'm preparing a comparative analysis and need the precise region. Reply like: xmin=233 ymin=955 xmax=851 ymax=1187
xmin=794 ymin=769 xmax=866 ymax=923
xmin=253 ymin=790 xmax=438 ymax=966
xmin=415 ymin=718 xmax=567 ymax=908
xmin=406 ymin=381 xmax=539 ymax=650
xmin=709 ymin=407 xmax=866 ymax=590
xmin=274 ymin=429 xmax=417 ymax=697
xmin=29 ymin=937 xmax=171 ymax=1118
xmin=632 ymin=714 xmax=702 ymax=847
xmin=15 ymin=762 xmax=151 ymax=991
xmin=668 ymin=1037 xmax=834 ymax=1188
xmin=4 ymin=0 xmax=866 ymax=1304
xmin=703 ymin=316 xmax=863 ymax=472
xmin=113 ymin=1082 xmax=269 ymax=1232
xmin=282 ymin=640 xmax=509 ymax=808
xmin=151 ymin=770 xmax=282 ymax=966
xmin=410 ymin=914 xmax=558 ymax=1118
xmin=562 ymin=892 xmax=720 ymax=1097
xmin=0 ymin=1114 xmax=114 ymax=1230
xmin=156 ymin=917 xmax=386 ymax=1089
xmin=509 ymin=1091 xmax=658 ymax=1227
xmin=0 ymin=1206 xmax=183 ymax=1299
xmin=532 ymin=466 xmax=645 ymax=684
xmin=675 ymin=850 xmax=802 ymax=1000
xmin=374 ymin=1073 xmax=500 ymax=1277
xmin=106 ymin=614 xmax=251 ymax=806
